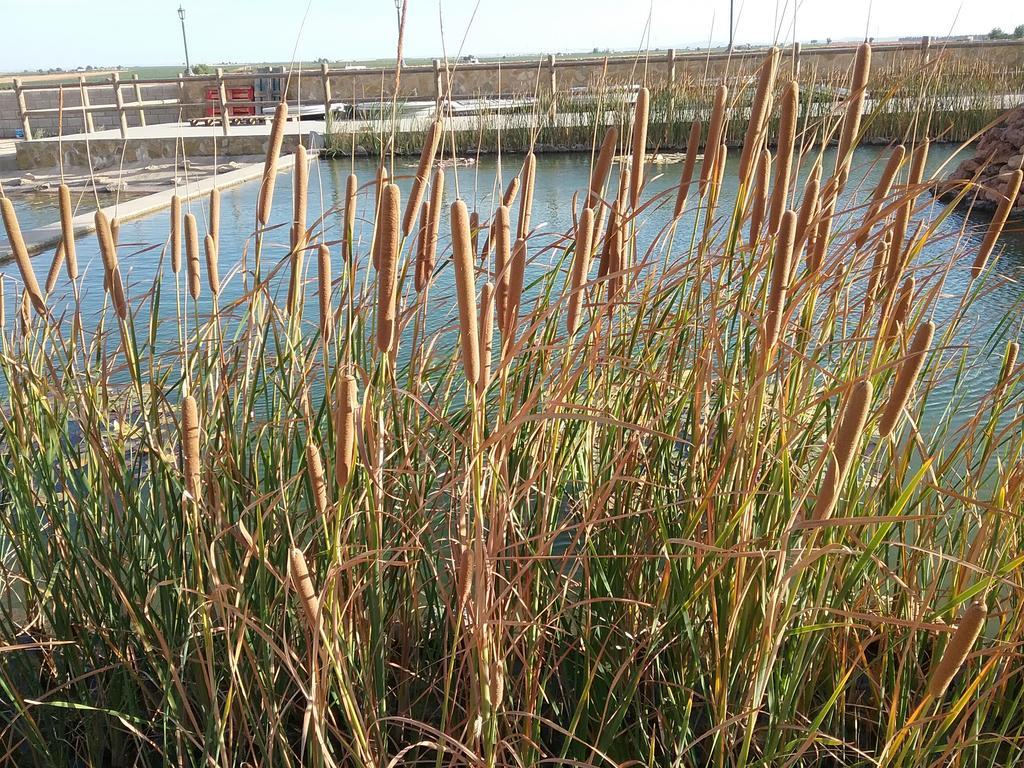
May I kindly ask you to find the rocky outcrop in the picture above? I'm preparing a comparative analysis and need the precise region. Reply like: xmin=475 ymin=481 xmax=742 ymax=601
xmin=944 ymin=105 xmax=1024 ymax=210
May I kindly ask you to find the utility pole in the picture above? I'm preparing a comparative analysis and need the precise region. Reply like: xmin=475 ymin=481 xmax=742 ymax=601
xmin=177 ymin=6 xmax=192 ymax=75
xmin=728 ymin=0 xmax=735 ymax=52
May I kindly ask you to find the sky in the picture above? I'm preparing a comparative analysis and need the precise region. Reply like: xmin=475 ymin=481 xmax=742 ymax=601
xmin=0 ymin=0 xmax=1019 ymax=72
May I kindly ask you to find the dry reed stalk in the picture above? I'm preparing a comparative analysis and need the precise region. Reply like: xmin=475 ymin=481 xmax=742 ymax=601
xmin=738 ymin=47 xmax=780 ymax=184
xmin=293 ymin=143 xmax=309 ymax=254
xmin=835 ymin=43 xmax=872 ymax=186
xmin=451 ymin=200 xmax=481 ymax=387
xmin=184 ymin=213 xmax=201 ymax=300
xmin=749 ymin=149 xmax=771 ymax=241
xmin=170 ymin=194 xmax=182 ymax=273
xmin=502 ymin=175 xmax=520 ymax=208
xmin=589 ymin=126 xmax=619 ymax=208
xmin=764 ymin=210 xmax=796 ymax=350
xmin=334 ymin=374 xmax=357 ymax=488
xmin=58 ymin=183 xmax=78 ymax=280
xmin=856 ymin=144 xmax=906 ymax=249
xmin=209 ymin=187 xmax=220 ymax=250
xmin=344 ymin=173 xmax=358 ymax=262
xmin=566 ymin=207 xmax=596 ymax=335
xmin=181 ymin=394 xmax=201 ymax=503
xmin=769 ymin=82 xmax=798 ymax=234
xmin=306 ymin=442 xmax=329 ymax=518
xmin=517 ymin=153 xmax=537 ymax=239
xmin=878 ymin=320 xmax=934 ymax=437
xmin=811 ymin=380 xmax=873 ymax=521
xmin=504 ymin=238 xmax=527 ymax=347
xmin=289 ymin=547 xmax=321 ymax=633
xmin=1 ymin=197 xmax=46 ymax=316
xmin=629 ymin=87 xmax=650 ymax=209
xmin=864 ymin=231 xmax=892 ymax=315
xmin=204 ymin=234 xmax=220 ymax=296
xmin=45 ymin=242 xmax=65 ymax=295
xmin=286 ymin=236 xmax=304 ymax=317
xmin=493 ymin=205 xmax=512 ymax=331
xmin=928 ymin=601 xmax=986 ymax=698
xmin=94 ymin=210 xmax=127 ymax=318
xmin=674 ymin=121 xmax=702 ymax=218
xmin=700 ymin=85 xmax=729 ymax=194
xmin=317 ymin=244 xmax=331 ymax=341
xmin=257 ymin=103 xmax=288 ymax=225
xmin=478 ymin=282 xmax=495 ymax=395
xmin=415 ymin=201 xmax=431 ymax=293
xmin=376 ymin=183 xmax=401 ymax=352
xmin=972 ymin=169 xmax=1023 ymax=279
xmin=402 ymin=119 xmax=442 ymax=237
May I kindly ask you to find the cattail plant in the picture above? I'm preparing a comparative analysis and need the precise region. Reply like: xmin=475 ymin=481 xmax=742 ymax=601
xmin=502 ymin=175 xmax=520 ymax=208
xmin=58 ymin=183 xmax=78 ymax=280
xmin=334 ymin=374 xmax=357 ymax=488
xmin=376 ymin=183 xmax=401 ymax=353
xmin=864 ymin=231 xmax=893 ymax=315
xmin=928 ymin=600 xmax=986 ymax=699
xmin=856 ymin=144 xmax=906 ymax=250
xmin=1 ymin=198 xmax=46 ymax=317
xmin=306 ymin=441 xmax=329 ymax=518
xmin=738 ymin=47 xmax=780 ymax=185
xmin=170 ymin=193 xmax=182 ymax=273
xmin=181 ymin=394 xmax=201 ymax=504
xmin=184 ymin=213 xmax=201 ymax=301
xmin=94 ymin=210 xmax=126 ymax=319
xmin=994 ymin=340 xmax=1019 ymax=402
xmin=517 ymin=153 xmax=537 ymax=240
xmin=878 ymin=321 xmax=934 ymax=437
xmin=700 ymin=85 xmax=729 ymax=195
xmin=811 ymin=380 xmax=873 ymax=521
xmin=629 ymin=87 xmax=649 ymax=209
xmin=451 ymin=200 xmax=481 ymax=388
xmin=835 ymin=43 xmax=872 ymax=187
xmin=493 ymin=205 xmax=511 ymax=327
xmin=344 ymin=173 xmax=357 ymax=262
xmin=588 ymin=127 xmax=618 ymax=209
xmin=209 ymin=187 xmax=221 ymax=251
xmin=402 ymin=119 xmax=442 ymax=237
xmin=478 ymin=282 xmax=495 ymax=395
xmin=566 ymin=207 xmax=596 ymax=335
xmin=769 ymin=82 xmax=798 ymax=234
xmin=318 ymin=244 xmax=331 ymax=341
xmin=794 ymin=161 xmax=822 ymax=257
xmin=415 ymin=201 xmax=431 ymax=293
xmin=749 ymin=149 xmax=771 ymax=241
xmin=674 ymin=121 xmax=702 ymax=219
xmin=110 ymin=219 xmax=120 ymax=248
xmin=289 ymin=547 xmax=321 ymax=633
xmin=972 ymin=169 xmax=1023 ymax=279
xmin=257 ymin=102 xmax=288 ymax=226
xmin=292 ymin=143 xmax=309 ymax=254
xmin=887 ymin=276 xmax=916 ymax=338
xmin=204 ymin=234 xmax=220 ymax=296
xmin=504 ymin=238 xmax=527 ymax=348
xmin=45 ymin=242 xmax=65 ymax=295
xmin=764 ymin=210 xmax=795 ymax=351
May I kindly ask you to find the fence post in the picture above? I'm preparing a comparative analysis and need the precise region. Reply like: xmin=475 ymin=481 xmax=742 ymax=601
xmin=321 ymin=61 xmax=333 ymax=125
xmin=920 ymin=36 xmax=932 ymax=65
xmin=216 ymin=68 xmax=230 ymax=136
xmin=79 ymin=76 xmax=95 ymax=134
xmin=547 ymin=53 xmax=557 ymax=94
xmin=666 ymin=48 xmax=677 ymax=84
xmin=112 ymin=72 xmax=128 ymax=138
xmin=132 ymin=73 xmax=146 ymax=127
xmin=792 ymin=41 xmax=802 ymax=79
xmin=432 ymin=58 xmax=443 ymax=105
xmin=12 ymin=78 xmax=32 ymax=140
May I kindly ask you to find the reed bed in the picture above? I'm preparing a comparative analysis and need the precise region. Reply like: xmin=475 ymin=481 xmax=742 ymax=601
xmin=2 ymin=45 xmax=1024 ymax=768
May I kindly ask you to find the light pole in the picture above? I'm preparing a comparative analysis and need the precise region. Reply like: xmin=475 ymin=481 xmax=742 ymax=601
xmin=728 ymin=0 xmax=734 ymax=52
xmin=177 ymin=6 xmax=191 ymax=75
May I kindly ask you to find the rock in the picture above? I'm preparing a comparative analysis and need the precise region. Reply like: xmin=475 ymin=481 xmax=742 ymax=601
xmin=943 ymin=105 xmax=1024 ymax=211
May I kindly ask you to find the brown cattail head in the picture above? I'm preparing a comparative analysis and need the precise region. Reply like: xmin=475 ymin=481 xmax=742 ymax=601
xmin=415 ymin=200 xmax=431 ymax=293
xmin=170 ymin=194 xmax=182 ymax=273
xmin=749 ymin=148 xmax=772 ymax=242
xmin=181 ymin=394 xmax=201 ymax=503
xmin=317 ymin=243 xmax=331 ymax=341
xmin=493 ymin=205 xmax=512 ymax=329
xmin=700 ymin=85 xmax=729 ymax=194
xmin=334 ymin=374 xmax=357 ymax=488
xmin=811 ymin=380 xmax=873 ymax=521
xmin=566 ymin=207 xmax=595 ymax=335
xmin=426 ymin=167 xmax=445 ymax=273
xmin=674 ymin=120 xmax=703 ymax=219
xmin=835 ymin=42 xmax=872 ymax=187
xmin=45 ymin=242 xmax=65 ymax=296
xmin=306 ymin=441 xmax=329 ymax=518
xmin=470 ymin=210 xmax=481 ymax=258
xmin=478 ymin=282 xmax=495 ymax=396
xmin=402 ymin=119 xmax=443 ymax=237
xmin=865 ymin=231 xmax=893 ymax=315
xmin=292 ymin=143 xmax=309 ymax=254
xmin=504 ymin=238 xmax=527 ymax=349
xmin=589 ymin=126 xmax=619 ymax=208
xmin=204 ymin=233 xmax=220 ymax=295
xmin=972 ymin=170 xmax=1023 ymax=279
xmin=58 ymin=183 xmax=78 ymax=280
xmin=928 ymin=600 xmax=986 ymax=699
xmin=878 ymin=320 xmax=935 ymax=437
xmin=286 ymin=233 xmax=305 ymax=317
xmin=856 ymin=144 xmax=906 ymax=250
xmin=289 ymin=547 xmax=321 ymax=633
xmin=769 ymin=81 xmax=798 ymax=234
xmin=184 ymin=212 xmax=201 ymax=301
xmin=794 ymin=161 xmax=822 ymax=258
xmin=764 ymin=210 xmax=796 ymax=351
xmin=344 ymin=172 xmax=357 ymax=262
xmin=995 ymin=340 xmax=1019 ymax=402
xmin=376 ymin=183 xmax=401 ymax=353
xmin=517 ymin=153 xmax=537 ymax=240
xmin=110 ymin=218 xmax=121 ymax=248
xmin=94 ymin=210 xmax=127 ymax=318
xmin=502 ymin=175 xmax=520 ymax=208
xmin=629 ymin=87 xmax=650 ymax=209
xmin=738 ymin=47 xmax=780 ymax=184
xmin=887 ymin=276 xmax=916 ymax=338
xmin=451 ymin=200 xmax=481 ymax=388
xmin=209 ymin=187 xmax=221 ymax=250
xmin=1 ymin=197 xmax=46 ymax=317
xmin=257 ymin=103 xmax=288 ymax=225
